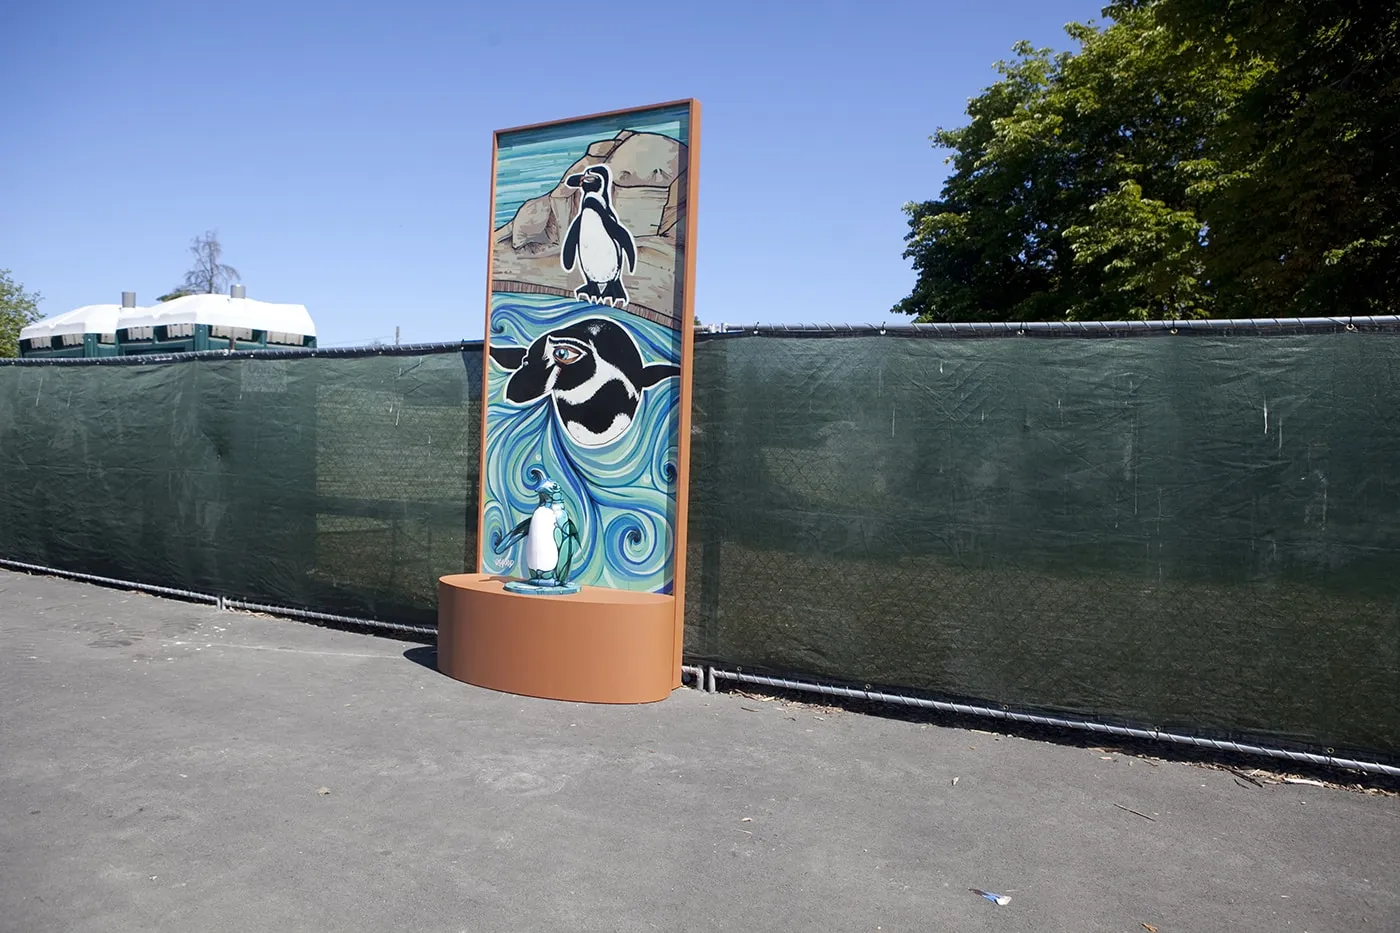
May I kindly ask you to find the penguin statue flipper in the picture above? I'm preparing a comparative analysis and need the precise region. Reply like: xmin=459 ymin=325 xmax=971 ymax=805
xmin=553 ymin=517 xmax=580 ymax=587
xmin=493 ymin=515 xmax=532 ymax=555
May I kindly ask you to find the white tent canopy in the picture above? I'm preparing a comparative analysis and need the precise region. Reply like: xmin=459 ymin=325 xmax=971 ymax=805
xmin=117 ymin=294 xmax=316 ymax=339
xmin=20 ymin=304 xmax=124 ymax=342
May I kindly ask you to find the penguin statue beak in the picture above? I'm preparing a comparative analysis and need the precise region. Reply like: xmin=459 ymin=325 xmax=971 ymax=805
xmin=565 ymin=173 xmax=583 ymax=188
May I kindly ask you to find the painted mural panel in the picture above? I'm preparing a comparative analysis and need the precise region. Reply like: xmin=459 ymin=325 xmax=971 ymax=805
xmin=482 ymin=102 xmax=695 ymax=594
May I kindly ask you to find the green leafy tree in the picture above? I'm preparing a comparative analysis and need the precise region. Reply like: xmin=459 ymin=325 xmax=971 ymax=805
xmin=897 ymin=1 xmax=1393 ymax=322
xmin=1112 ymin=0 xmax=1400 ymax=316
xmin=0 ymin=269 xmax=43 ymax=358
xmin=1062 ymin=181 xmax=1210 ymax=319
xmin=894 ymin=12 xmax=1252 ymax=322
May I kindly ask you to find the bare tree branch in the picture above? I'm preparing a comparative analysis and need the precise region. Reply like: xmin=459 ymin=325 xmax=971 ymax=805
xmin=179 ymin=229 xmax=241 ymax=295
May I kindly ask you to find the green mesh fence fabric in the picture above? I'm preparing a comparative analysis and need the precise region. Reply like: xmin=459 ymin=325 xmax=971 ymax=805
xmin=2 ymin=331 xmax=1398 ymax=762
xmin=683 ymin=330 xmax=1400 ymax=762
xmin=0 ymin=349 xmax=480 ymax=626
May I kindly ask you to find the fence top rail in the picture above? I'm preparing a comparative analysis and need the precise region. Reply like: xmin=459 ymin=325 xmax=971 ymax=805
xmin=693 ymin=315 xmax=1400 ymax=339
xmin=6 ymin=315 xmax=1400 ymax=366
xmin=0 ymin=340 xmax=485 ymax=366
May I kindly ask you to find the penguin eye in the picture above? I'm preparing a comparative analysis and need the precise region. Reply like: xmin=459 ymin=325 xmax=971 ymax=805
xmin=551 ymin=345 xmax=585 ymax=365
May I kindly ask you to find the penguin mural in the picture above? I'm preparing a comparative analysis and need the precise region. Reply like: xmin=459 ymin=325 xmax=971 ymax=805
xmin=490 ymin=317 xmax=679 ymax=448
xmin=492 ymin=478 xmax=582 ymax=595
xmin=562 ymin=165 xmax=636 ymax=308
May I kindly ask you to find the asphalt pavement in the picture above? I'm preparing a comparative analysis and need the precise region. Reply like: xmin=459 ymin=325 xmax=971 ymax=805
xmin=1 ymin=568 xmax=1395 ymax=933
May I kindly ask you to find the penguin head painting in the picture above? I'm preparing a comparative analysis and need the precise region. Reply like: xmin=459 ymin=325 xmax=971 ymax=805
xmin=490 ymin=316 xmax=679 ymax=448
xmin=562 ymin=165 xmax=637 ymax=310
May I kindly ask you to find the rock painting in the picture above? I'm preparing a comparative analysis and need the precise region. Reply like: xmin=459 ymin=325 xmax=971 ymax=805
xmin=491 ymin=121 xmax=691 ymax=329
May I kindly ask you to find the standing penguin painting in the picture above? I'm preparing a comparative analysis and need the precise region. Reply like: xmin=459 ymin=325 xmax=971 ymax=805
xmin=484 ymin=101 xmax=697 ymax=596
xmin=562 ymin=165 xmax=636 ymax=309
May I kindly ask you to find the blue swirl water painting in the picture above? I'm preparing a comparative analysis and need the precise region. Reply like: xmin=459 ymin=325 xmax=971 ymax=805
xmin=483 ymin=293 xmax=682 ymax=593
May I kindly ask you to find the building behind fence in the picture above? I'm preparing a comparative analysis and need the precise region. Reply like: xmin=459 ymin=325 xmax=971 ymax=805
xmin=2 ymin=321 xmax=1398 ymax=768
xmin=19 ymin=288 xmax=317 ymax=359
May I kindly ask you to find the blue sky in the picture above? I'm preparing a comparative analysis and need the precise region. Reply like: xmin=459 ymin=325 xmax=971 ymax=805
xmin=2 ymin=0 xmax=1109 ymax=346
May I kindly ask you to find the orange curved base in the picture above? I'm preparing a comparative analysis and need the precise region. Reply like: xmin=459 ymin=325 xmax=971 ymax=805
xmin=436 ymin=573 xmax=676 ymax=704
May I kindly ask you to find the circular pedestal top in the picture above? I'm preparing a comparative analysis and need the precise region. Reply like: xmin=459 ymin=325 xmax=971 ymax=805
xmin=441 ymin=573 xmax=671 ymax=605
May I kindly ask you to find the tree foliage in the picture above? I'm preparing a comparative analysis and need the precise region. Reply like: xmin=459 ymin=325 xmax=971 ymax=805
xmin=897 ymin=1 xmax=1399 ymax=321
xmin=0 ymin=269 xmax=43 ymax=358
xmin=176 ymin=230 xmax=240 ymax=296
xmin=1125 ymin=0 xmax=1400 ymax=316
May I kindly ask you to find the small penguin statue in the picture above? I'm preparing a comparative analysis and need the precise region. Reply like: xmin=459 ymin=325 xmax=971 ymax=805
xmin=493 ymin=478 xmax=582 ymax=596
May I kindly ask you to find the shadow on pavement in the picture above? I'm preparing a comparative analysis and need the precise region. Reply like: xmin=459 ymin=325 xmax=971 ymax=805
xmin=403 ymin=644 xmax=439 ymax=672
